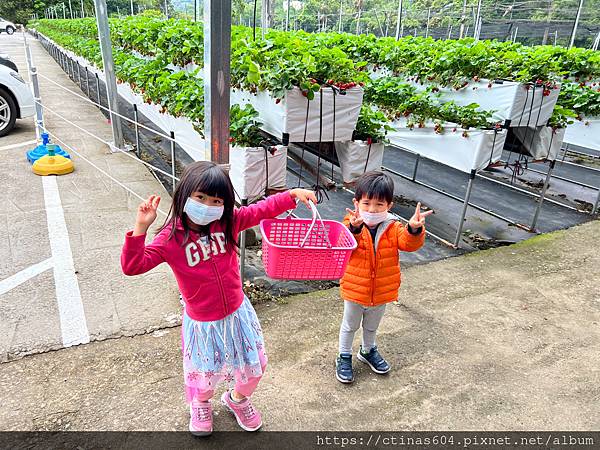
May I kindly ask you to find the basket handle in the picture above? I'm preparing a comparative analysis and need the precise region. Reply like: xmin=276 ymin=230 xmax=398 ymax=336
xmin=300 ymin=200 xmax=332 ymax=248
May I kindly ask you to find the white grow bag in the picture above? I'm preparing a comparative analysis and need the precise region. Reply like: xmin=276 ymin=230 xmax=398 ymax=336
xmin=37 ymin=32 xmax=207 ymax=162
xmin=229 ymin=145 xmax=288 ymax=202
xmin=368 ymin=66 xmax=561 ymax=128
xmin=231 ymin=86 xmax=363 ymax=143
xmin=334 ymin=140 xmax=385 ymax=183
xmin=564 ymin=117 xmax=600 ymax=152
xmin=513 ymin=126 xmax=565 ymax=161
xmin=387 ymin=119 xmax=507 ymax=173
xmin=416 ymin=80 xmax=561 ymax=127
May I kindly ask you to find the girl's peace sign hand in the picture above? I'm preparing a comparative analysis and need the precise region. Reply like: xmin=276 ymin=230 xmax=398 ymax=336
xmin=135 ymin=195 xmax=161 ymax=232
xmin=346 ymin=200 xmax=364 ymax=227
xmin=408 ymin=202 xmax=433 ymax=229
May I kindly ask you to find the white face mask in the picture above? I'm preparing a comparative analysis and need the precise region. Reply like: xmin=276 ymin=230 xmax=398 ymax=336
xmin=361 ymin=210 xmax=389 ymax=227
xmin=184 ymin=197 xmax=224 ymax=226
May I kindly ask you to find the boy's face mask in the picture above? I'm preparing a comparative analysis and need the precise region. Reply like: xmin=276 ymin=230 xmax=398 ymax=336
xmin=184 ymin=197 xmax=224 ymax=226
xmin=360 ymin=210 xmax=389 ymax=227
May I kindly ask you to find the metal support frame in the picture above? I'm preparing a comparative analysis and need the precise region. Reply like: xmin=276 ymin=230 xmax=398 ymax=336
xmin=93 ymin=0 xmax=124 ymax=149
xmin=170 ymin=131 xmax=176 ymax=194
xmin=133 ymin=104 xmax=141 ymax=158
xmin=239 ymin=198 xmax=248 ymax=282
xmin=85 ymin=66 xmax=90 ymax=98
xmin=530 ymin=160 xmax=556 ymax=230
xmin=454 ymin=170 xmax=476 ymax=247
xmin=95 ymin=73 xmax=100 ymax=108
xmin=203 ymin=0 xmax=231 ymax=163
xmin=476 ymin=172 xmax=580 ymax=212
xmin=593 ymin=188 xmax=600 ymax=215
xmin=382 ymin=164 xmax=530 ymax=232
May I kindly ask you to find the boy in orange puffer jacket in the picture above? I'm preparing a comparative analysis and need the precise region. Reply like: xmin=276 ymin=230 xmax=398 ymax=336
xmin=336 ymin=171 xmax=432 ymax=384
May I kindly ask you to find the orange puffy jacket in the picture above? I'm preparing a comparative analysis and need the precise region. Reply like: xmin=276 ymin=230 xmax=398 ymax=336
xmin=340 ymin=215 xmax=425 ymax=306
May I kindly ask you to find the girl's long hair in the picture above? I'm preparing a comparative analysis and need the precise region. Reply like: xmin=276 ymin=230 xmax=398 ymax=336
xmin=157 ymin=161 xmax=238 ymax=252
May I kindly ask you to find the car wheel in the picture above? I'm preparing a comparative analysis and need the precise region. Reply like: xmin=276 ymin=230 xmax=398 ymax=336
xmin=6 ymin=26 xmax=15 ymax=35
xmin=0 ymin=87 xmax=17 ymax=137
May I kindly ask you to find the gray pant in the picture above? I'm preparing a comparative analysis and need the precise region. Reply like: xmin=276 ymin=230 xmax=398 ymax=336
xmin=338 ymin=300 xmax=387 ymax=354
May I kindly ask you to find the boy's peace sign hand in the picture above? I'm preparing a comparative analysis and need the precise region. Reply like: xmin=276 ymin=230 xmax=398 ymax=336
xmin=346 ymin=200 xmax=364 ymax=227
xmin=134 ymin=195 xmax=161 ymax=235
xmin=408 ymin=202 xmax=433 ymax=229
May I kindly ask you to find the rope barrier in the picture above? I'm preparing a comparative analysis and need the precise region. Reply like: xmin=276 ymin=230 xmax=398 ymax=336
xmin=36 ymin=72 xmax=190 ymax=147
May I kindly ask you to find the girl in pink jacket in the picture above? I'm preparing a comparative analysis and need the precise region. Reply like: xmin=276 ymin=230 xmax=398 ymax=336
xmin=121 ymin=161 xmax=316 ymax=435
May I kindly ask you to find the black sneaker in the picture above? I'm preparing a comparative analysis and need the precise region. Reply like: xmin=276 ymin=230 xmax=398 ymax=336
xmin=357 ymin=346 xmax=390 ymax=374
xmin=335 ymin=353 xmax=354 ymax=383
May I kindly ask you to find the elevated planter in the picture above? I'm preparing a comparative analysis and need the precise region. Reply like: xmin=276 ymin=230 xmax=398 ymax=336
xmin=564 ymin=117 xmax=600 ymax=152
xmin=417 ymin=80 xmax=561 ymax=127
xmin=334 ymin=140 xmax=385 ymax=183
xmin=513 ymin=126 xmax=565 ymax=161
xmin=229 ymin=145 xmax=288 ymax=202
xmin=37 ymin=32 xmax=206 ymax=161
xmin=387 ymin=118 xmax=507 ymax=173
xmin=230 ymin=86 xmax=363 ymax=143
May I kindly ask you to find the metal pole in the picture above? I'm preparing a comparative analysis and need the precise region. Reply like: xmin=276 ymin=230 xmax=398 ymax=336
xmin=454 ymin=170 xmax=476 ymax=248
xmin=77 ymin=62 xmax=81 ymax=87
xmin=394 ymin=0 xmax=403 ymax=40
xmin=194 ymin=0 xmax=197 ymax=21
xmin=286 ymin=0 xmax=291 ymax=31
xmin=170 ymin=131 xmax=176 ymax=194
xmin=459 ymin=0 xmax=467 ymax=38
xmin=412 ymin=154 xmax=420 ymax=181
xmin=24 ymin=33 xmax=45 ymax=138
xmin=95 ymin=72 xmax=101 ymax=107
xmin=204 ymin=0 xmax=231 ymax=163
xmin=592 ymin=187 xmax=600 ymax=215
xmin=338 ymin=0 xmax=343 ymax=33
xmin=240 ymin=198 xmax=248 ymax=281
xmin=593 ymin=31 xmax=600 ymax=51
xmin=134 ymin=104 xmax=141 ymax=158
xmin=261 ymin=0 xmax=268 ymax=37
xmin=530 ymin=160 xmax=556 ymax=230
xmin=93 ymin=0 xmax=124 ymax=149
xmin=425 ymin=8 xmax=430 ymax=38
xmin=474 ymin=0 xmax=482 ymax=38
xmin=569 ymin=0 xmax=584 ymax=49
xmin=130 ymin=0 xmax=134 ymax=16
xmin=86 ymin=66 xmax=90 ymax=98
xmin=164 ymin=0 xmax=169 ymax=18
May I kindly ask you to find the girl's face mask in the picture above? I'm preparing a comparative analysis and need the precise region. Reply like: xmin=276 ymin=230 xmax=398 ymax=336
xmin=184 ymin=197 xmax=224 ymax=226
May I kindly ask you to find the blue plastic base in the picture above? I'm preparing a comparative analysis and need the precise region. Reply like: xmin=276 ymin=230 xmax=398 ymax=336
xmin=27 ymin=144 xmax=71 ymax=164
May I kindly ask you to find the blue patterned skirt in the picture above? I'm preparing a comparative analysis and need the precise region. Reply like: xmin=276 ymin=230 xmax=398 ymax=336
xmin=181 ymin=296 xmax=267 ymax=402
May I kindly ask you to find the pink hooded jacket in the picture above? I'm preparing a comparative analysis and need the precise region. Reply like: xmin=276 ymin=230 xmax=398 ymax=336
xmin=121 ymin=192 xmax=296 ymax=321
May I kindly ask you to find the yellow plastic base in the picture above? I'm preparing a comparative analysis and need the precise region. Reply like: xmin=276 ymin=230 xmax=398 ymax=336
xmin=32 ymin=155 xmax=74 ymax=176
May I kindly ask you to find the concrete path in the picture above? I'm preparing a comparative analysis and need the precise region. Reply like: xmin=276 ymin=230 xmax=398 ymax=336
xmin=0 ymin=32 xmax=178 ymax=362
xmin=1 ymin=219 xmax=599 ymax=431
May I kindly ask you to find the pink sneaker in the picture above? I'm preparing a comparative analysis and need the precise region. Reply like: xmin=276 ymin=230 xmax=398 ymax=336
xmin=220 ymin=390 xmax=263 ymax=431
xmin=189 ymin=400 xmax=212 ymax=436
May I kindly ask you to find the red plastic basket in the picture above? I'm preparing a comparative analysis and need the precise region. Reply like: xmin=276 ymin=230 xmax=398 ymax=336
xmin=260 ymin=201 xmax=357 ymax=280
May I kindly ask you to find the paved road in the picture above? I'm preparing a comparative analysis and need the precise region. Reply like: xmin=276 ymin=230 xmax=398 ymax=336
xmin=0 ymin=32 xmax=177 ymax=362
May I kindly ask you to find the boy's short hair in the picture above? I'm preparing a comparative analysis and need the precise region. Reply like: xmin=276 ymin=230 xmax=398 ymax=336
xmin=354 ymin=171 xmax=394 ymax=204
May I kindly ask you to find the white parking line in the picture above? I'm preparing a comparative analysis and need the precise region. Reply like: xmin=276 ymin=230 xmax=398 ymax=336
xmin=0 ymin=258 xmax=54 ymax=296
xmin=42 ymin=175 xmax=90 ymax=347
xmin=0 ymin=139 xmax=37 ymax=151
